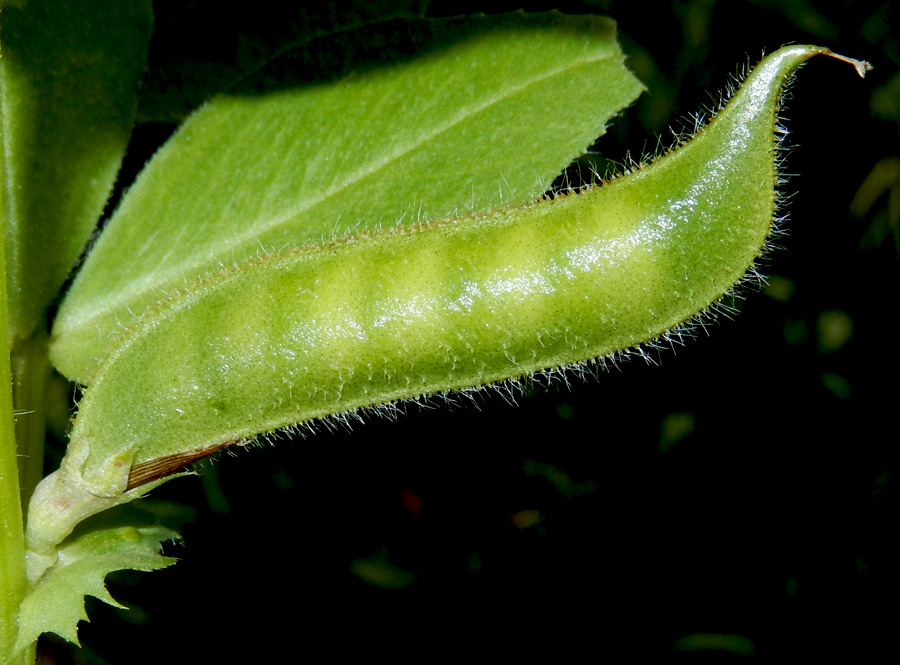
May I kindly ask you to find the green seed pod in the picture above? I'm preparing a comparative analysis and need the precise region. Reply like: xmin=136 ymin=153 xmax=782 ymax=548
xmin=25 ymin=45 xmax=869 ymax=568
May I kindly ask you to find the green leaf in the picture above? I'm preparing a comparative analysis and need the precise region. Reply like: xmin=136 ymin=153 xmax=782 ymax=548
xmin=49 ymin=12 xmax=645 ymax=383
xmin=14 ymin=525 xmax=177 ymax=651
xmin=0 ymin=0 xmax=153 ymax=343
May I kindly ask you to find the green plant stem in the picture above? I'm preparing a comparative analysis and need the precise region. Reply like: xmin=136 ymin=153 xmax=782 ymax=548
xmin=0 ymin=220 xmax=30 ymax=663
xmin=11 ymin=331 xmax=49 ymax=512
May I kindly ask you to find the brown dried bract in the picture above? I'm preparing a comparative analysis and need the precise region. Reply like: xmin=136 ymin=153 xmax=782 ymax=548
xmin=126 ymin=439 xmax=237 ymax=490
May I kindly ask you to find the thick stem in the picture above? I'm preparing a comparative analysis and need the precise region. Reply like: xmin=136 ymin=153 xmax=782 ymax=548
xmin=11 ymin=332 xmax=49 ymax=512
xmin=0 ymin=217 xmax=30 ymax=664
xmin=0 ymin=29 xmax=31 ymax=654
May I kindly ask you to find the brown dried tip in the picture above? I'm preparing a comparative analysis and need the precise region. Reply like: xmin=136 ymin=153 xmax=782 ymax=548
xmin=822 ymin=49 xmax=873 ymax=78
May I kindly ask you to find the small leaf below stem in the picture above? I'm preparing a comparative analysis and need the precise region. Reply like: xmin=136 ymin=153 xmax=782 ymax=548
xmin=14 ymin=525 xmax=177 ymax=652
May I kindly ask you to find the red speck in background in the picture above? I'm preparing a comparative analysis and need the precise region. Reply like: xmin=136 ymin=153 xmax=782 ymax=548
xmin=400 ymin=489 xmax=423 ymax=518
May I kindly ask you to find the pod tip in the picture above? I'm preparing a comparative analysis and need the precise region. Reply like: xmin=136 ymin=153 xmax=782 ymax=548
xmin=821 ymin=49 xmax=873 ymax=78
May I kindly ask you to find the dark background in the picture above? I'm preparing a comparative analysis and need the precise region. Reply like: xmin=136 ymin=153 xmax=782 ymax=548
xmin=49 ymin=1 xmax=898 ymax=662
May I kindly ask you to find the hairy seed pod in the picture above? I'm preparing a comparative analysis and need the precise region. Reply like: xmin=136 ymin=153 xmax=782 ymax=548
xmin=26 ymin=45 xmax=869 ymax=565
